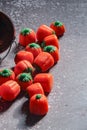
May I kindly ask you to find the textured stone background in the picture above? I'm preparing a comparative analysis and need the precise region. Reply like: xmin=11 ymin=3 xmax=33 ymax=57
xmin=0 ymin=0 xmax=87 ymax=130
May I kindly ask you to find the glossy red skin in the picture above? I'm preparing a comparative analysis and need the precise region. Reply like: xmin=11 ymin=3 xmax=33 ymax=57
xmin=50 ymin=23 xmax=65 ymax=37
xmin=43 ymin=34 xmax=59 ymax=49
xmin=50 ymin=49 xmax=60 ymax=63
xmin=34 ymin=52 xmax=54 ymax=72
xmin=44 ymin=46 xmax=60 ymax=63
xmin=34 ymin=73 xmax=53 ymax=93
xmin=27 ymin=83 xmax=44 ymax=98
xmin=14 ymin=50 xmax=34 ymax=64
xmin=29 ymin=94 xmax=48 ymax=115
xmin=0 ymin=80 xmax=20 ymax=101
xmin=0 ymin=70 xmax=15 ymax=85
xmin=19 ymin=30 xmax=36 ymax=46
xmin=14 ymin=60 xmax=34 ymax=76
xmin=25 ymin=45 xmax=42 ymax=58
xmin=36 ymin=24 xmax=55 ymax=43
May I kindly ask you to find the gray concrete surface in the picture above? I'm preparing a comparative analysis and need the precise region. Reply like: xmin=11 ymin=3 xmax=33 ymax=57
xmin=0 ymin=0 xmax=87 ymax=130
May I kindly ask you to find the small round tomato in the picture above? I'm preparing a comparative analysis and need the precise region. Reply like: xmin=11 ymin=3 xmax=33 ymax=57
xmin=36 ymin=24 xmax=55 ymax=43
xmin=50 ymin=21 xmax=65 ymax=37
xmin=19 ymin=28 xmax=36 ymax=46
xmin=34 ymin=73 xmax=53 ymax=93
xmin=14 ymin=50 xmax=34 ymax=64
xmin=14 ymin=60 xmax=34 ymax=76
xmin=25 ymin=43 xmax=42 ymax=58
xmin=43 ymin=45 xmax=60 ymax=63
xmin=27 ymin=83 xmax=44 ymax=98
xmin=0 ymin=80 xmax=20 ymax=101
xmin=34 ymin=52 xmax=54 ymax=72
xmin=16 ymin=73 xmax=33 ymax=91
xmin=29 ymin=94 xmax=48 ymax=115
xmin=0 ymin=69 xmax=15 ymax=85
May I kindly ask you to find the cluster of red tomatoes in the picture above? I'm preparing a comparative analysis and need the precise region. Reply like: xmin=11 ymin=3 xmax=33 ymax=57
xmin=0 ymin=21 xmax=65 ymax=115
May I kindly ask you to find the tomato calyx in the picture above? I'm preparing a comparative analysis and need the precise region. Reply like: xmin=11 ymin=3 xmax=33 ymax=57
xmin=0 ymin=69 xmax=12 ymax=77
xmin=44 ymin=45 xmax=55 ymax=52
xmin=18 ymin=73 xmax=32 ymax=82
xmin=29 ymin=43 xmax=40 ymax=48
xmin=54 ymin=21 xmax=63 ymax=27
xmin=21 ymin=28 xmax=31 ymax=35
xmin=36 ymin=94 xmax=42 ymax=99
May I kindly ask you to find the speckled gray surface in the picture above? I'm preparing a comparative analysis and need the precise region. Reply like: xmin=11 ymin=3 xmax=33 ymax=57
xmin=0 ymin=0 xmax=87 ymax=130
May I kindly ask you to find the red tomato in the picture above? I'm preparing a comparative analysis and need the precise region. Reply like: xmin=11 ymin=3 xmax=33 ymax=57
xmin=0 ymin=80 xmax=20 ymax=101
xmin=36 ymin=24 xmax=55 ymax=43
xmin=50 ymin=21 xmax=65 ymax=37
xmin=19 ymin=28 xmax=36 ymax=46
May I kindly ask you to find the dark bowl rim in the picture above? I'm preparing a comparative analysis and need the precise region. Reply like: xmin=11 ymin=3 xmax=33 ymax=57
xmin=0 ymin=11 xmax=15 ymax=53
